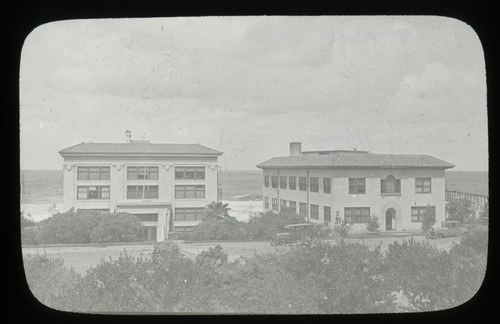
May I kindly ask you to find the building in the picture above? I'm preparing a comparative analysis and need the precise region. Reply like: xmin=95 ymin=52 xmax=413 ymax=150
xmin=58 ymin=130 xmax=223 ymax=241
xmin=256 ymin=142 xmax=455 ymax=233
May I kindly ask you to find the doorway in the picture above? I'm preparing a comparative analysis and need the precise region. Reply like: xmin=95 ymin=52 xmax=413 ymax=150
xmin=386 ymin=208 xmax=396 ymax=230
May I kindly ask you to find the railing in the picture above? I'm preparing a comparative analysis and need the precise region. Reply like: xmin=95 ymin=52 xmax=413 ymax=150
xmin=445 ymin=189 xmax=488 ymax=214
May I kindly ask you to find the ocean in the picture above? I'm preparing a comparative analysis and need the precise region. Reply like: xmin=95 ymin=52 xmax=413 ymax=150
xmin=20 ymin=170 xmax=487 ymax=222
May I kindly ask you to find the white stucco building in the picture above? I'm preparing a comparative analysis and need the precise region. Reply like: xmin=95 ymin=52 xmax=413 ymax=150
xmin=257 ymin=142 xmax=455 ymax=233
xmin=59 ymin=130 xmax=223 ymax=241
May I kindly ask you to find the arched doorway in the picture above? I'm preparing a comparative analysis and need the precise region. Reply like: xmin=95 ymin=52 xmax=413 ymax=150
xmin=386 ymin=208 xmax=396 ymax=231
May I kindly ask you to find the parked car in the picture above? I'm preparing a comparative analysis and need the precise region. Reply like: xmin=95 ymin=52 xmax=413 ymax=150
xmin=427 ymin=220 xmax=468 ymax=239
xmin=270 ymin=223 xmax=316 ymax=246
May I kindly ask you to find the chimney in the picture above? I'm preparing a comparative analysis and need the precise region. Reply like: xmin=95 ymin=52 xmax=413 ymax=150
xmin=290 ymin=142 xmax=302 ymax=156
xmin=125 ymin=129 xmax=131 ymax=143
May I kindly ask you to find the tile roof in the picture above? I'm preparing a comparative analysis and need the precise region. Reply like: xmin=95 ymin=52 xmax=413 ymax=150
xmin=256 ymin=153 xmax=454 ymax=169
xmin=59 ymin=142 xmax=223 ymax=156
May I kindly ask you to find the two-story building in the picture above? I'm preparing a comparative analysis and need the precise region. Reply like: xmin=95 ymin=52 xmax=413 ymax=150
xmin=58 ymin=130 xmax=223 ymax=241
xmin=257 ymin=142 xmax=455 ymax=233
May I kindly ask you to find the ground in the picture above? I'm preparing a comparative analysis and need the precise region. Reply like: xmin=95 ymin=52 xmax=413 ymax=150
xmin=22 ymin=234 xmax=461 ymax=274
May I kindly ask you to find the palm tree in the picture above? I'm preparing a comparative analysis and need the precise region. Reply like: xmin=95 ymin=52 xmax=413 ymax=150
xmin=205 ymin=201 xmax=231 ymax=220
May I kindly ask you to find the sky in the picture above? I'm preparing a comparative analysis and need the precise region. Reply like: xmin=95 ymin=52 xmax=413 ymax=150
xmin=19 ymin=16 xmax=488 ymax=171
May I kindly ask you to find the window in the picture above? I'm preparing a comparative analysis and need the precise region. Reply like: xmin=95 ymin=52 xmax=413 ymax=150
xmin=299 ymin=202 xmax=308 ymax=217
xmin=415 ymin=178 xmax=431 ymax=193
xmin=175 ymin=166 xmax=205 ymax=180
xmin=288 ymin=201 xmax=296 ymax=212
xmin=310 ymin=204 xmax=319 ymax=220
xmin=271 ymin=176 xmax=278 ymax=188
xmin=264 ymin=197 xmax=269 ymax=209
xmin=77 ymin=186 xmax=110 ymax=200
xmin=77 ymin=166 xmax=110 ymax=180
xmin=280 ymin=199 xmax=287 ymax=209
xmin=175 ymin=185 xmax=205 ymax=199
xmin=349 ymin=178 xmax=366 ymax=194
xmin=127 ymin=185 xmax=159 ymax=199
xmin=272 ymin=198 xmax=278 ymax=211
xmin=175 ymin=208 xmax=205 ymax=221
xmin=289 ymin=176 xmax=296 ymax=190
xmin=175 ymin=226 xmax=195 ymax=233
xmin=381 ymin=175 xmax=401 ymax=194
xmin=127 ymin=166 xmax=159 ymax=180
xmin=280 ymin=176 xmax=287 ymax=189
xmin=344 ymin=207 xmax=370 ymax=224
xmin=299 ymin=177 xmax=307 ymax=191
xmin=310 ymin=177 xmax=319 ymax=193
xmin=323 ymin=178 xmax=331 ymax=194
xmin=411 ymin=206 xmax=436 ymax=222
xmin=264 ymin=175 xmax=269 ymax=187
xmin=324 ymin=206 xmax=331 ymax=223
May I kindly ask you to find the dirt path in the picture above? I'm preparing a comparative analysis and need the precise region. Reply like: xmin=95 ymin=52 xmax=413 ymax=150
xmin=22 ymin=235 xmax=461 ymax=274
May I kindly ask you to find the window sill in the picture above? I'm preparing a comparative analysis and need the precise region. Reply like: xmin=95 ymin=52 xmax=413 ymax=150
xmin=381 ymin=193 xmax=401 ymax=197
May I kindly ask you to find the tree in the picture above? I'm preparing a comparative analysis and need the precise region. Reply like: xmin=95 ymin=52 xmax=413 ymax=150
xmin=446 ymin=198 xmax=475 ymax=225
xmin=204 ymin=201 xmax=231 ymax=220
xmin=331 ymin=212 xmax=352 ymax=239
xmin=366 ymin=216 xmax=379 ymax=233
xmin=421 ymin=205 xmax=436 ymax=232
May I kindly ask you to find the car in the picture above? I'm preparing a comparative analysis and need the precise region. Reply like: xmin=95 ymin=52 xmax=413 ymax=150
xmin=427 ymin=220 xmax=468 ymax=239
xmin=270 ymin=223 xmax=316 ymax=246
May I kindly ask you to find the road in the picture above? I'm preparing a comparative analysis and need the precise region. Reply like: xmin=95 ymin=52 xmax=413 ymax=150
xmin=22 ymin=235 xmax=461 ymax=274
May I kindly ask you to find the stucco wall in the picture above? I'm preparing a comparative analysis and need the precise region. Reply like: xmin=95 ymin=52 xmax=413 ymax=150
xmin=62 ymin=155 xmax=220 ymax=228
xmin=261 ymin=167 xmax=446 ymax=233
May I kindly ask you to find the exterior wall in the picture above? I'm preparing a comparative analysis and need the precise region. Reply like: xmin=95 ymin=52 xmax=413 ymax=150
xmin=62 ymin=155 xmax=220 ymax=232
xmin=261 ymin=167 xmax=446 ymax=233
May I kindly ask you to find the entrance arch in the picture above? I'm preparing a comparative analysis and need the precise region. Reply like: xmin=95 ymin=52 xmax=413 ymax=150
xmin=386 ymin=208 xmax=396 ymax=231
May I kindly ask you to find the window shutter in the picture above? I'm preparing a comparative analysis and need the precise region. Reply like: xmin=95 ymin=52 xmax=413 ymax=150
xmin=396 ymin=179 xmax=401 ymax=193
xmin=381 ymin=179 xmax=385 ymax=193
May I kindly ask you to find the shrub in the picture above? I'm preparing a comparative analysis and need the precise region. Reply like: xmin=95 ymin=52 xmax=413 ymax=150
xmin=21 ymin=211 xmax=36 ymax=228
xmin=331 ymin=214 xmax=352 ymax=239
xmin=245 ymin=210 xmax=305 ymax=240
xmin=421 ymin=206 xmax=436 ymax=232
xmin=367 ymin=216 xmax=380 ymax=233
xmin=195 ymin=245 xmax=228 ymax=268
xmin=90 ymin=213 xmax=142 ymax=243
xmin=23 ymin=254 xmax=82 ymax=311
xmin=446 ymin=198 xmax=475 ymax=225
xmin=36 ymin=210 xmax=94 ymax=244
xmin=186 ymin=216 xmax=248 ymax=241
xmin=204 ymin=201 xmax=231 ymax=220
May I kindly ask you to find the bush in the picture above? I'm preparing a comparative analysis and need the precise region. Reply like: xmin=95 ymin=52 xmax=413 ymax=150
xmin=245 ymin=210 xmax=305 ymax=240
xmin=23 ymin=254 xmax=82 ymax=310
xmin=367 ymin=216 xmax=380 ymax=233
xmin=90 ymin=213 xmax=141 ymax=243
xmin=21 ymin=227 xmax=39 ymax=245
xmin=421 ymin=206 xmax=436 ymax=232
xmin=186 ymin=216 xmax=248 ymax=241
xmin=446 ymin=198 xmax=475 ymax=225
xmin=36 ymin=210 xmax=96 ymax=244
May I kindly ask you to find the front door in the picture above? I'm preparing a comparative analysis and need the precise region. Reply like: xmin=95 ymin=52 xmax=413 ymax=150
xmin=386 ymin=208 xmax=395 ymax=230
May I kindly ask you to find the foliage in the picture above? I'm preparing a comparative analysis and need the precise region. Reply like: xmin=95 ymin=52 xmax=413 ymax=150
xmin=186 ymin=216 xmax=248 ymax=241
xmin=195 ymin=245 xmax=228 ymax=268
xmin=23 ymin=254 xmax=82 ymax=311
xmin=245 ymin=210 xmax=305 ymax=240
xmin=421 ymin=205 xmax=436 ymax=232
xmin=367 ymin=216 xmax=380 ymax=233
xmin=204 ymin=201 xmax=231 ymax=220
xmin=383 ymin=238 xmax=454 ymax=311
xmin=23 ymin=229 xmax=488 ymax=314
xmin=481 ymin=200 xmax=488 ymax=218
xmin=90 ymin=213 xmax=142 ymax=243
xmin=283 ymin=240 xmax=395 ymax=313
xmin=36 ymin=210 xmax=96 ymax=244
xmin=446 ymin=198 xmax=475 ymax=225
xmin=331 ymin=214 xmax=352 ymax=239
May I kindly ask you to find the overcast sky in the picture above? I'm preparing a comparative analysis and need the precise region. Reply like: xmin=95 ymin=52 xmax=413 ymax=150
xmin=20 ymin=16 xmax=487 ymax=171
